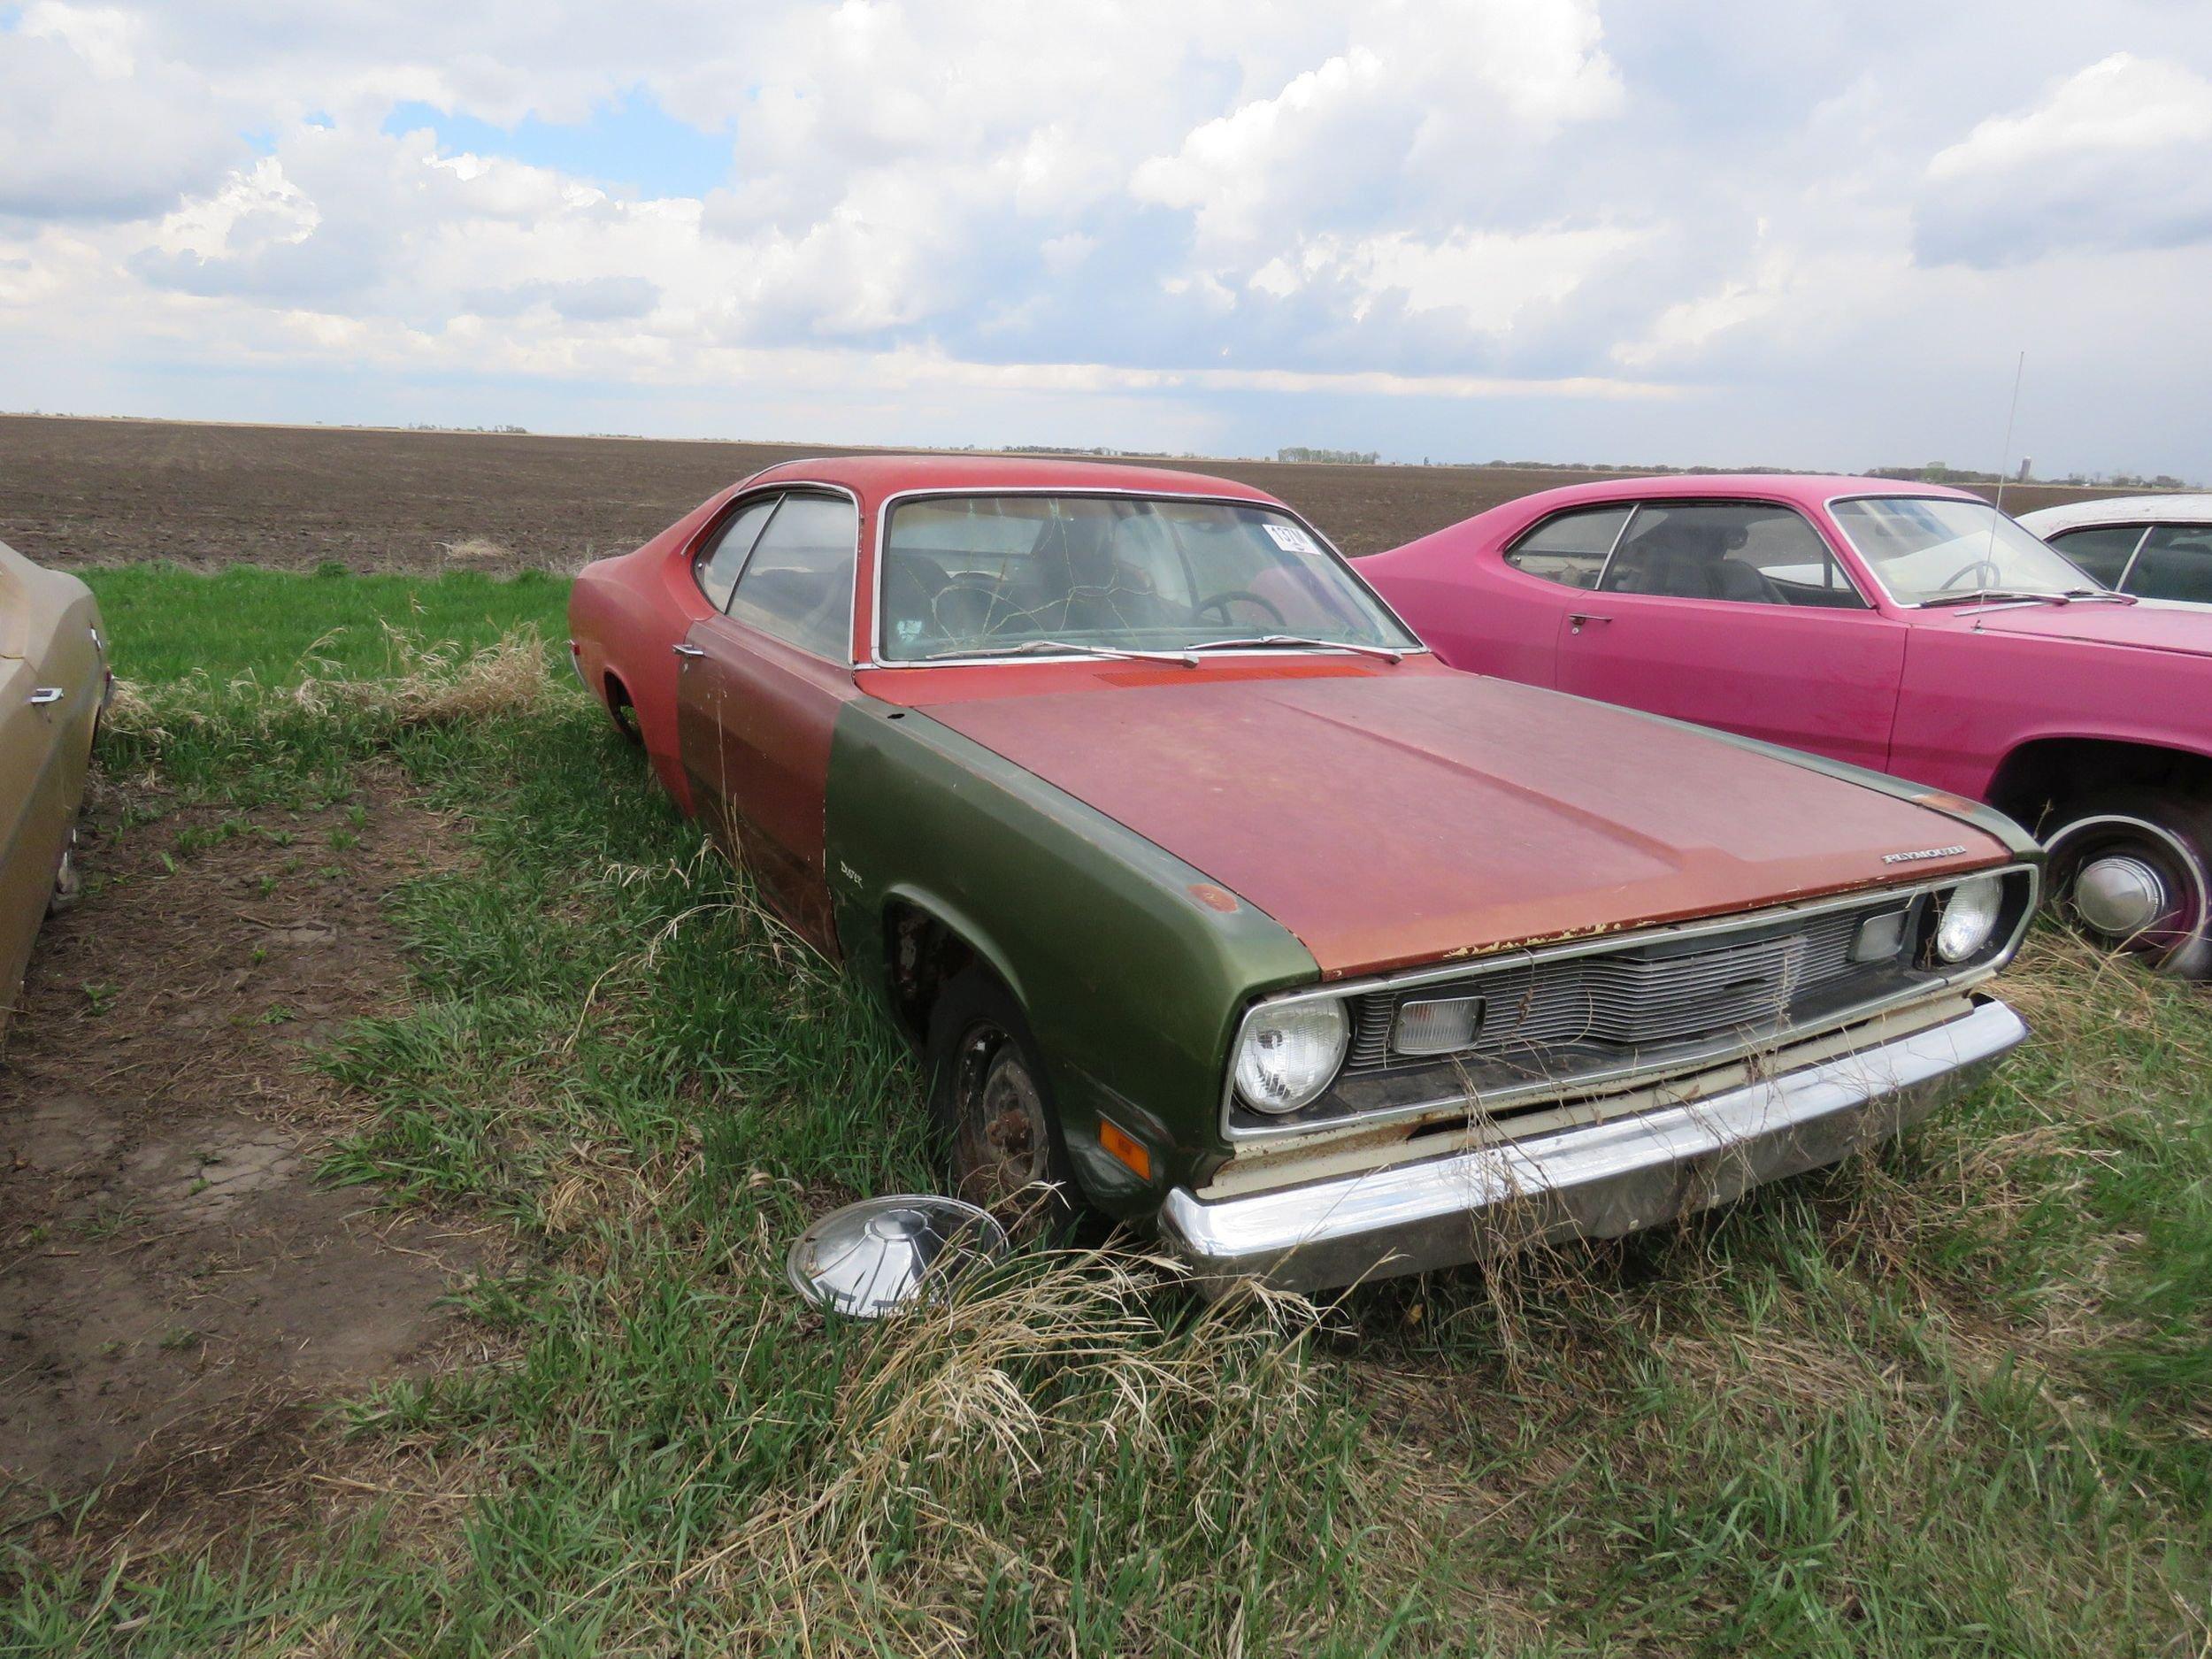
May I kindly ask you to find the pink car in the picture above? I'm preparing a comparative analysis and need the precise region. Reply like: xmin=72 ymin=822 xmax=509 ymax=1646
xmin=1363 ymin=475 xmax=2212 ymax=979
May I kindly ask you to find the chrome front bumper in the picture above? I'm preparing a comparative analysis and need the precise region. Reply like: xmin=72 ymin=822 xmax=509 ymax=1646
xmin=1161 ymin=997 xmax=2028 ymax=1294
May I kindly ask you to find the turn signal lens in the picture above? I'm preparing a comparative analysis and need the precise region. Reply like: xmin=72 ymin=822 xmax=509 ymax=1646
xmin=1392 ymin=995 xmax=1483 ymax=1056
xmin=1233 ymin=999 xmax=1349 ymax=1115
xmin=1849 ymin=910 xmax=1909 ymax=964
xmin=1098 ymin=1118 xmax=1152 ymax=1181
xmin=1935 ymin=875 xmax=2003 ymax=963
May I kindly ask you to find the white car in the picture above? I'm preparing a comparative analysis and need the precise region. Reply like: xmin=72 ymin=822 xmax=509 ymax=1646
xmin=2016 ymin=495 xmax=2212 ymax=608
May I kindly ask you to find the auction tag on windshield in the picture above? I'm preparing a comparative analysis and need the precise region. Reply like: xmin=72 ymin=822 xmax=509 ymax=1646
xmin=1263 ymin=522 xmax=1319 ymax=554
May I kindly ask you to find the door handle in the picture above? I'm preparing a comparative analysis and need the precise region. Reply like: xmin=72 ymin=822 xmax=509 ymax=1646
xmin=672 ymin=643 xmax=707 ymax=658
xmin=1566 ymin=613 xmax=1611 ymax=634
xmin=28 ymin=687 xmax=65 ymax=706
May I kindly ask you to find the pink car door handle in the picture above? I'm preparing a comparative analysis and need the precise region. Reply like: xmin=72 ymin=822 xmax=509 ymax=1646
xmin=1566 ymin=613 xmax=1612 ymax=634
xmin=28 ymin=687 xmax=65 ymax=706
xmin=672 ymin=643 xmax=707 ymax=658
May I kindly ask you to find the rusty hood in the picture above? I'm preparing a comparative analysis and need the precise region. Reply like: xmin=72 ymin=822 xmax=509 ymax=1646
xmin=915 ymin=668 xmax=2012 ymax=979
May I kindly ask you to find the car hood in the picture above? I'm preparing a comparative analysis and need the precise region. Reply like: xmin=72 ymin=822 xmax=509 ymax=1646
xmin=1948 ymin=602 xmax=2212 ymax=656
xmin=914 ymin=668 xmax=2013 ymax=978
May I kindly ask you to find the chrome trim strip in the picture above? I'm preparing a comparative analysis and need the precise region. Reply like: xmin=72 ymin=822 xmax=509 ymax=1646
xmin=1218 ymin=861 xmax=2040 ymax=1144
xmin=2115 ymin=524 xmax=2154 ymax=594
xmin=863 ymin=484 xmax=1428 ymax=669
xmin=1165 ymin=997 xmax=2029 ymax=1293
xmin=1590 ymin=500 xmax=1639 ymax=591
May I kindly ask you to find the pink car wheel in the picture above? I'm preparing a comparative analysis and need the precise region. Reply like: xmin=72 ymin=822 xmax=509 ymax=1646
xmin=2042 ymin=792 xmax=2212 ymax=979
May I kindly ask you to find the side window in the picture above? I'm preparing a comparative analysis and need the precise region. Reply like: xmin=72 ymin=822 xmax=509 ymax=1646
xmin=1503 ymin=505 xmax=1630 ymax=588
xmin=2047 ymin=525 xmax=2143 ymax=588
xmin=726 ymin=493 xmax=859 ymax=658
xmin=2124 ymin=525 xmax=2212 ymax=604
xmin=1603 ymin=503 xmax=1864 ymax=608
xmin=694 ymin=495 xmax=778 ymax=611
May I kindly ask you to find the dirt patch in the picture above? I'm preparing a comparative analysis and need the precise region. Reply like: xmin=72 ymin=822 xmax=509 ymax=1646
xmin=1 ymin=414 xmax=2155 ymax=575
xmin=0 ymin=768 xmax=494 ymax=1534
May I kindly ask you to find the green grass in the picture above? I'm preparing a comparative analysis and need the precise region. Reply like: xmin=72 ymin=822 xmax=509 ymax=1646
xmin=83 ymin=563 xmax=571 ymax=684
xmin=4 ymin=569 xmax=2209 ymax=1655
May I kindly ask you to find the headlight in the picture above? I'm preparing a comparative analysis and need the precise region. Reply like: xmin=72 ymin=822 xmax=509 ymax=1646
xmin=1934 ymin=875 xmax=2004 ymax=963
xmin=1233 ymin=999 xmax=1349 ymax=1114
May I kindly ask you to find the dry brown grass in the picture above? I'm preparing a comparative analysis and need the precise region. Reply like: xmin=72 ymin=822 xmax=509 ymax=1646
xmin=103 ymin=626 xmax=568 ymax=757
xmin=622 ymin=1249 xmax=1377 ymax=1652
xmin=295 ymin=626 xmax=563 ymax=727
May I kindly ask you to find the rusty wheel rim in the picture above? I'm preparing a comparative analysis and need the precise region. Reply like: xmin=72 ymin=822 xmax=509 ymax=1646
xmin=951 ymin=1023 xmax=1049 ymax=1213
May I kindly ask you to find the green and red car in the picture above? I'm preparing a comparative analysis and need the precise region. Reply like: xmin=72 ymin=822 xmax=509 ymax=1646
xmin=569 ymin=456 xmax=2040 ymax=1293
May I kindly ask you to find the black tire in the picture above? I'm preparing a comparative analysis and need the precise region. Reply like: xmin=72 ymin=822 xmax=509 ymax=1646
xmin=2041 ymin=789 xmax=2212 ymax=979
xmin=604 ymin=677 xmax=644 ymax=746
xmin=925 ymin=966 xmax=1081 ymax=1227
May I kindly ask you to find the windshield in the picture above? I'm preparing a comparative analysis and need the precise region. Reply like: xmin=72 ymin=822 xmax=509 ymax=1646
xmin=877 ymin=494 xmax=1419 ymax=662
xmin=1829 ymin=495 xmax=2105 ymax=605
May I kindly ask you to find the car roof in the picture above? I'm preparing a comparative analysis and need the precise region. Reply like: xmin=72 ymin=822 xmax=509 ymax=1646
xmin=2015 ymin=493 xmax=2212 ymax=532
xmin=1491 ymin=473 xmax=1987 ymax=515
xmin=741 ymin=451 xmax=1282 ymax=506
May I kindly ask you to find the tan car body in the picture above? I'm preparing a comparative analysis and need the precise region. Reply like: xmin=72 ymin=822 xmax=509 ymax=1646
xmin=0 ymin=540 xmax=106 ymax=1035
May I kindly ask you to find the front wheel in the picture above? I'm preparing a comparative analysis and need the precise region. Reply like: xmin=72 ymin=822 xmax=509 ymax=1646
xmin=2042 ymin=791 xmax=2212 ymax=979
xmin=925 ymin=967 xmax=1079 ymax=1227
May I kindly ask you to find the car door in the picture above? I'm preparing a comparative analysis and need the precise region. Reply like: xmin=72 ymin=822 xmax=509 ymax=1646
xmin=1419 ymin=502 xmax=1632 ymax=687
xmin=1552 ymin=500 xmax=1908 ymax=771
xmin=675 ymin=490 xmax=863 ymax=957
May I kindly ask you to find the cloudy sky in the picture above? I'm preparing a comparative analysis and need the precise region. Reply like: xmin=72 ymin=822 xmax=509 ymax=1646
xmin=3 ymin=1 xmax=2208 ymax=476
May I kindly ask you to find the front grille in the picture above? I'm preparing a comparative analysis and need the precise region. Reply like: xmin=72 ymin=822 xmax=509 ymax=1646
xmin=1345 ymin=904 xmax=1883 ymax=1079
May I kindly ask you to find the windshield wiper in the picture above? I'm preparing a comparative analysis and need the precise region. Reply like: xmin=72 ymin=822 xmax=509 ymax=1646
xmin=2062 ymin=588 xmax=2139 ymax=604
xmin=1919 ymin=589 xmax=2070 ymax=610
xmin=922 ymin=638 xmax=1197 ymax=666
xmin=1187 ymin=634 xmax=1406 ymax=663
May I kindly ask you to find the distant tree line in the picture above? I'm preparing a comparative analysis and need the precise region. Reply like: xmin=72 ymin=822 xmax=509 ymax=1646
xmin=1871 ymin=461 xmax=2190 ymax=489
xmin=1278 ymin=447 xmax=1379 ymax=465
xmin=990 ymin=443 xmax=1193 ymax=459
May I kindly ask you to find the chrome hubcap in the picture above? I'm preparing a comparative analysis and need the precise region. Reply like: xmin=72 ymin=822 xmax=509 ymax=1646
xmin=2074 ymin=854 xmax=2170 ymax=938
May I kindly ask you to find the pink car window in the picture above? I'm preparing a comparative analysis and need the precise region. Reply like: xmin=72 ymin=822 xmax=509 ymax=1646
xmin=1503 ymin=505 xmax=1629 ymax=589
xmin=1602 ymin=503 xmax=1864 ymax=609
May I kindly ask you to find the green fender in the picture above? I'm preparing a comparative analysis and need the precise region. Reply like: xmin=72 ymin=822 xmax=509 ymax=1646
xmin=825 ymin=696 xmax=1317 ymax=1216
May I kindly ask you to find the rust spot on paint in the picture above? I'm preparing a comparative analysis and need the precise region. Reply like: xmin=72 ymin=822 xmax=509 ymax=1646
xmin=1188 ymin=882 xmax=1240 ymax=913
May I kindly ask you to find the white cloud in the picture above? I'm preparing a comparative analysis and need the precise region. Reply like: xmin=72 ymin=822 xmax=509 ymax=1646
xmin=1133 ymin=0 xmax=1623 ymax=261
xmin=0 ymin=2 xmax=2207 ymax=476
xmin=1928 ymin=53 xmax=2212 ymax=181
xmin=1917 ymin=53 xmax=2212 ymax=266
xmin=1268 ymin=224 xmax=1652 ymax=334
xmin=0 ymin=26 xmax=237 ymax=219
xmin=150 ymin=158 xmax=319 ymax=262
xmin=19 ymin=2 xmax=141 ymax=78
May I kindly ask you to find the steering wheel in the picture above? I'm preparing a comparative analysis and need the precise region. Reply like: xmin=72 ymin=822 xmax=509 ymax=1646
xmin=1193 ymin=590 xmax=1288 ymax=629
xmin=1939 ymin=558 xmax=2004 ymax=592
xmin=930 ymin=578 xmax=1029 ymax=639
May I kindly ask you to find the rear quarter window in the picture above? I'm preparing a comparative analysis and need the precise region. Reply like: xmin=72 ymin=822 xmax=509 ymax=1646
xmin=1503 ymin=504 xmax=1630 ymax=588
